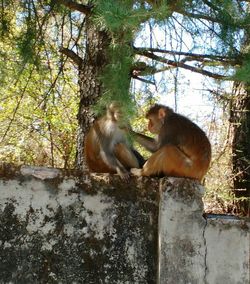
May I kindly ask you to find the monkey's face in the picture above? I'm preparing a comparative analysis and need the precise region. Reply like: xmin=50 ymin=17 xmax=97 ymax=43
xmin=107 ymin=104 xmax=122 ymax=122
xmin=112 ymin=109 xmax=128 ymax=129
xmin=113 ymin=109 xmax=122 ymax=121
xmin=148 ymin=115 xmax=162 ymax=134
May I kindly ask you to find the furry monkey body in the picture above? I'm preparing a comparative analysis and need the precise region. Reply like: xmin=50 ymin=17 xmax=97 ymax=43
xmin=131 ymin=104 xmax=211 ymax=181
xmin=84 ymin=102 xmax=144 ymax=180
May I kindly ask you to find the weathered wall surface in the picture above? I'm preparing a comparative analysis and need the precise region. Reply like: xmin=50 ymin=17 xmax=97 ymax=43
xmin=205 ymin=217 xmax=249 ymax=284
xmin=159 ymin=178 xmax=249 ymax=284
xmin=158 ymin=178 xmax=207 ymax=284
xmin=0 ymin=164 xmax=159 ymax=283
xmin=0 ymin=164 xmax=249 ymax=284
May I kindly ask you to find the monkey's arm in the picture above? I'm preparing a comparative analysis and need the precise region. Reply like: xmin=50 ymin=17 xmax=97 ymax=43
xmin=131 ymin=131 xmax=158 ymax=153
xmin=99 ymin=141 xmax=130 ymax=181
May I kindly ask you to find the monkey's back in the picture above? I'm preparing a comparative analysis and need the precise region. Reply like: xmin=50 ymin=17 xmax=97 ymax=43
xmin=163 ymin=113 xmax=211 ymax=167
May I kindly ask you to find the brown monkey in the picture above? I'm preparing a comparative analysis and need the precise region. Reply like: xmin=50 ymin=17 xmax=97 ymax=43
xmin=84 ymin=102 xmax=144 ymax=181
xmin=130 ymin=104 xmax=211 ymax=181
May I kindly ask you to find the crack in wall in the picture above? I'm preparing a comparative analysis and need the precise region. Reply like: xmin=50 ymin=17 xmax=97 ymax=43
xmin=202 ymin=216 xmax=208 ymax=284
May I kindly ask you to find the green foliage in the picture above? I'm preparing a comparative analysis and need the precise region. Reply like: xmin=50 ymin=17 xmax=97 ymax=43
xmin=93 ymin=0 xmax=134 ymax=34
xmin=211 ymin=0 xmax=249 ymax=56
xmin=0 ymin=12 xmax=11 ymax=37
xmin=0 ymin=56 xmax=78 ymax=168
xmin=234 ymin=56 xmax=250 ymax=83
xmin=17 ymin=24 xmax=38 ymax=64
xmin=93 ymin=0 xmax=171 ymax=37
xmin=92 ymin=0 xmax=171 ymax=118
xmin=0 ymin=1 xmax=19 ymax=41
xmin=0 ymin=1 xmax=79 ymax=168
xmin=96 ymin=44 xmax=134 ymax=115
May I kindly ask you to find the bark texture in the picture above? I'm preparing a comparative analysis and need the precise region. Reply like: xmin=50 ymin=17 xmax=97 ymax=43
xmin=76 ymin=16 xmax=111 ymax=170
xmin=230 ymin=82 xmax=250 ymax=216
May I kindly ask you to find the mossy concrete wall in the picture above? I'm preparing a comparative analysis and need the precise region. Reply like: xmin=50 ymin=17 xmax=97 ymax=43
xmin=0 ymin=164 xmax=249 ymax=283
xmin=0 ymin=164 xmax=159 ymax=283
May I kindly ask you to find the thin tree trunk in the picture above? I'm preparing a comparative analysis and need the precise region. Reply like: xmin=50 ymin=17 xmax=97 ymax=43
xmin=75 ymin=16 xmax=111 ymax=170
xmin=230 ymin=82 xmax=250 ymax=216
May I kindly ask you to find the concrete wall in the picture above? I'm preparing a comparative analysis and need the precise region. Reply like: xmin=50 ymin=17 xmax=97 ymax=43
xmin=0 ymin=164 xmax=249 ymax=283
xmin=158 ymin=178 xmax=249 ymax=284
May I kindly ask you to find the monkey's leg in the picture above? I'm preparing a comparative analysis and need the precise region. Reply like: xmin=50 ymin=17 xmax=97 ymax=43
xmin=131 ymin=149 xmax=145 ymax=168
xmin=114 ymin=143 xmax=140 ymax=169
xmin=139 ymin=145 xmax=200 ymax=179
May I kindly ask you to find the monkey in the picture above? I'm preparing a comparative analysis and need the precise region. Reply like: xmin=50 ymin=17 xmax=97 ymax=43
xmin=130 ymin=104 xmax=211 ymax=181
xmin=84 ymin=102 xmax=145 ymax=181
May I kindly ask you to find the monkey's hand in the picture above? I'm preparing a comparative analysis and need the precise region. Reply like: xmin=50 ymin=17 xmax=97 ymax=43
xmin=116 ymin=168 xmax=131 ymax=182
xmin=120 ymin=172 xmax=130 ymax=182
xmin=130 ymin=168 xmax=142 ymax=176
xmin=119 ymin=123 xmax=132 ymax=133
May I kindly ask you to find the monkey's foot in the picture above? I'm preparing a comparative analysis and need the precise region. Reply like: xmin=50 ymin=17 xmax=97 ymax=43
xmin=116 ymin=168 xmax=131 ymax=182
xmin=130 ymin=168 xmax=142 ymax=176
xmin=119 ymin=172 xmax=130 ymax=182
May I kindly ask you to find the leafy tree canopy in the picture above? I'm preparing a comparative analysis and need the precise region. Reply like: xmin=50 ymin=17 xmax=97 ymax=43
xmin=0 ymin=0 xmax=250 ymax=167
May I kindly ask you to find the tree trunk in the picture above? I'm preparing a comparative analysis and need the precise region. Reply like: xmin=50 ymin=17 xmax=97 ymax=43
xmin=230 ymin=82 xmax=250 ymax=216
xmin=76 ymin=16 xmax=111 ymax=170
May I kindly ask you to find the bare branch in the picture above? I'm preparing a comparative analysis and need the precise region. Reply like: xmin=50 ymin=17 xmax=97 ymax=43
xmin=180 ymin=10 xmax=220 ymax=24
xmin=132 ymin=75 xmax=155 ymax=85
xmin=134 ymin=47 xmax=241 ymax=66
xmin=55 ymin=0 xmax=92 ymax=14
xmin=60 ymin=47 xmax=83 ymax=66
xmin=137 ymin=50 xmax=230 ymax=80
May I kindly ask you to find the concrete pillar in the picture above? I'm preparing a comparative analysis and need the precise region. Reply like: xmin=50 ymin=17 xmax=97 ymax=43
xmin=158 ymin=178 xmax=207 ymax=284
xmin=158 ymin=177 xmax=250 ymax=284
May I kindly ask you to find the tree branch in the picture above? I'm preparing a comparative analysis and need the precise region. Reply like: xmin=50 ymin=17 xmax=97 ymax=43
xmin=132 ymin=75 xmax=155 ymax=85
xmin=174 ymin=3 xmax=245 ymax=28
xmin=55 ymin=0 xmax=93 ymax=14
xmin=136 ymin=50 xmax=230 ymax=80
xmin=134 ymin=46 xmax=240 ymax=65
xmin=60 ymin=47 xmax=83 ymax=66
xmin=180 ymin=10 xmax=221 ymax=24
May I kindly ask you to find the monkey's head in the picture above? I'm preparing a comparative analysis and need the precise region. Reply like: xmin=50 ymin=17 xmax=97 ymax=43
xmin=107 ymin=101 xmax=123 ymax=122
xmin=146 ymin=104 xmax=173 ymax=134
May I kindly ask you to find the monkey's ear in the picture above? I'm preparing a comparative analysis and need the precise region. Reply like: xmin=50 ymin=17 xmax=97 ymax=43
xmin=158 ymin=108 xmax=166 ymax=119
